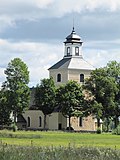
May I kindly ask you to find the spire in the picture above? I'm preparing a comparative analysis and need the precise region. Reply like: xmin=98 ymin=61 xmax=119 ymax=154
xmin=72 ymin=17 xmax=75 ymax=34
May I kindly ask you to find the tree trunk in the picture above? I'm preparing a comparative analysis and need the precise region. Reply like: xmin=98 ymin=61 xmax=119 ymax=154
xmin=97 ymin=118 xmax=100 ymax=128
xmin=44 ymin=114 xmax=47 ymax=130
xmin=114 ymin=116 xmax=119 ymax=129
xmin=106 ymin=117 xmax=109 ymax=132
xmin=13 ymin=111 xmax=17 ymax=124
xmin=68 ymin=116 xmax=71 ymax=131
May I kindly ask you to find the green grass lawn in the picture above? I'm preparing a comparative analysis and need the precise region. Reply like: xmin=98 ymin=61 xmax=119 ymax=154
xmin=0 ymin=130 xmax=120 ymax=149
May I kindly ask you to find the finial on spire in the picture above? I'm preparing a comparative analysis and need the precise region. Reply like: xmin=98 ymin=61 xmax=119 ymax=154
xmin=72 ymin=17 xmax=75 ymax=32
xmin=73 ymin=17 xmax=74 ymax=31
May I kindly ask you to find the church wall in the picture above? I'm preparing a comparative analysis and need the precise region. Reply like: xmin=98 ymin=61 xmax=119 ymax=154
xmin=58 ymin=112 xmax=67 ymax=129
xmin=49 ymin=112 xmax=67 ymax=130
xmin=22 ymin=110 xmax=67 ymax=130
xmin=70 ymin=115 xmax=96 ymax=131
xmin=49 ymin=113 xmax=59 ymax=129
xmin=68 ymin=69 xmax=91 ymax=82
xmin=23 ymin=110 xmax=48 ymax=129
xmin=49 ymin=69 xmax=68 ymax=86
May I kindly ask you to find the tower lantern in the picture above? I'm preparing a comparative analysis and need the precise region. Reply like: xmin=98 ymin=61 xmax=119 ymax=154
xmin=64 ymin=27 xmax=83 ymax=58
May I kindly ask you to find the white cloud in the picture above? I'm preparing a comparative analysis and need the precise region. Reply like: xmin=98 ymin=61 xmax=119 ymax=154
xmin=0 ymin=0 xmax=120 ymax=32
xmin=0 ymin=38 xmax=120 ymax=87
xmin=84 ymin=48 xmax=120 ymax=68
xmin=0 ymin=39 xmax=63 ymax=87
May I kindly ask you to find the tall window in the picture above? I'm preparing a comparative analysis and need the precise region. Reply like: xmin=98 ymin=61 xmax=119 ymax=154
xmin=67 ymin=47 xmax=70 ymax=56
xmin=80 ymin=74 xmax=84 ymax=82
xmin=79 ymin=117 xmax=83 ymax=127
xmin=57 ymin=73 xmax=61 ymax=82
xmin=75 ymin=47 xmax=79 ymax=56
xmin=39 ymin=116 xmax=42 ymax=127
xmin=28 ymin=117 xmax=30 ymax=127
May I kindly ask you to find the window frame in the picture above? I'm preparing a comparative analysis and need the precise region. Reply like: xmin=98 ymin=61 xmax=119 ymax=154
xmin=57 ymin=73 xmax=61 ymax=82
xmin=79 ymin=117 xmax=83 ymax=127
xmin=80 ymin=74 xmax=84 ymax=83
xmin=39 ymin=116 xmax=42 ymax=127
xmin=27 ymin=116 xmax=30 ymax=127
xmin=75 ymin=47 xmax=79 ymax=56
xmin=67 ymin=47 xmax=70 ymax=56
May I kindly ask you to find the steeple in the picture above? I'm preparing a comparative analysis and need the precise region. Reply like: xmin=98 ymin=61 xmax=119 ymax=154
xmin=64 ymin=27 xmax=83 ymax=58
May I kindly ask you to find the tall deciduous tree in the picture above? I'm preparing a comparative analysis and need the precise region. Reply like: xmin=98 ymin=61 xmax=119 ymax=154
xmin=105 ymin=61 xmax=120 ymax=128
xmin=35 ymin=78 xmax=56 ymax=130
xmin=56 ymin=80 xmax=85 ymax=130
xmin=84 ymin=67 xmax=118 ymax=128
xmin=3 ymin=58 xmax=30 ymax=123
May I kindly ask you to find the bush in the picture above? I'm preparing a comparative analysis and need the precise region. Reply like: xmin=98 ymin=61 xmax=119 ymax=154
xmin=96 ymin=127 xmax=102 ymax=134
xmin=11 ymin=123 xmax=18 ymax=132
xmin=112 ymin=124 xmax=120 ymax=135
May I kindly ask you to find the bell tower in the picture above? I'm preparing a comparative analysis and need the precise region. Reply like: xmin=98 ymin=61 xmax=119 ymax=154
xmin=49 ymin=27 xmax=94 ymax=86
xmin=64 ymin=27 xmax=83 ymax=58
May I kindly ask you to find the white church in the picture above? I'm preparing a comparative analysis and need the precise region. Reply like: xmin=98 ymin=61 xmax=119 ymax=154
xmin=17 ymin=27 xmax=101 ymax=131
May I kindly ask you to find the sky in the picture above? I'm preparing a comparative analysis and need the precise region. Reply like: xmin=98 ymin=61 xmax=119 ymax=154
xmin=0 ymin=0 xmax=120 ymax=87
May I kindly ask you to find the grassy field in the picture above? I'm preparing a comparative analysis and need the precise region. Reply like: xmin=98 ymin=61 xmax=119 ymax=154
xmin=0 ymin=130 xmax=120 ymax=149
xmin=0 ymin=130 xmax=120 ymax=160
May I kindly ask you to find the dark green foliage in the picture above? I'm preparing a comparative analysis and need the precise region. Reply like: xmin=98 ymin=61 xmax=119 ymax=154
xmin=2 ymin=58 xmax=30 ymax=123
xmin=0 ymin=90 xmax=11 ymax=126
xmin=11 ymin=123 xmax=18 ymax=132
xmin=96 ymin=127 xmax=102 ymax=134
xmin=105 ymin=61 xmax=120 ymax=128
xmin=112 ymin=124 xmax=120 ymax=135
xmin=35 ymin=77 xmax=56 ymax=129
xmin=84 ymin=62 xmax=120 ymax=128
xmin=56 ymin=80 xmax=85 ymax=130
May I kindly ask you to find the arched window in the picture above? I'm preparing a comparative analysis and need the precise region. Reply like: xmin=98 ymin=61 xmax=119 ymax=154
xmin=80 ymin=74 xmax=84 ymax=82
xmin=75 ymin=47 xmax=79 ymax=56
xmin=67 ymin=47 xmax=70 ymax=56
xmin=79 ymin=117 xmax=83 ymax=127
xmin=57 ymin=73 xmax=61 ymax=82
xmin=27 ymin=117 xmax=30 ymax=127
xmin=39 ymin=116 xmax=42 ymax=127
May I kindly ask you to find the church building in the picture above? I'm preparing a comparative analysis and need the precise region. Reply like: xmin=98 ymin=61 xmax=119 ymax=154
xmin=18 ymin=27 xmax=101 ymax=131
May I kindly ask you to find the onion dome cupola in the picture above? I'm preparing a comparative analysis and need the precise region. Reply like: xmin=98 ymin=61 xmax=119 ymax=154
xmin=64 ymin=27 xmax=83 ymax=58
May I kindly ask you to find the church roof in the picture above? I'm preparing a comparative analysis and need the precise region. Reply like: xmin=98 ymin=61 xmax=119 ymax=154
xmin=64 ymin=27 xmax=83 ymax=44
xmin=49 ymin=57 xmax=95 ymax=70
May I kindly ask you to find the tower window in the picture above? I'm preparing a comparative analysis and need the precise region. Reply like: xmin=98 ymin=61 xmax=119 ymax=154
xmin=79 ymin=117 xmax=83 ymax=127
xmin=57 ymin=73 xmax=61 ymax=82
xmin=75 ymin=47 xmax=79 ymax=56
xmin=39 ymin=116 xmax=42 ymax=127
xmin=27 ymin=117 xmax=30 ymax=127
xmin=80 ymin=74 xmax=84 ymax=82
xmin=67 ymin=47 xmax=70 ymax=56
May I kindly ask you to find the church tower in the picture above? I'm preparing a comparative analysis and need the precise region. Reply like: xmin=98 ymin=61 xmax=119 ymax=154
xmin=49 ymin=27 xmax=94 ymax=86
xmin=64 ymin=27 xmax=83 ymax=58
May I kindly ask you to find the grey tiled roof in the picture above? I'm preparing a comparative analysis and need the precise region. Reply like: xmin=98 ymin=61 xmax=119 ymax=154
xmin=48 ymin=58 xmax=71 ymax=69
xmin=49 ymin=57 xmax=95 ymax=70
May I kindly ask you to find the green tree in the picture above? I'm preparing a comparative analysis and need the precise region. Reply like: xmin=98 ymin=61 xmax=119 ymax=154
xmin=105 ymin=61 xmax=120 ymax=128
xmin=35 ymin=77 xmax=56 ymax=130
xmin=3 ymin=58 xmax=30 ymax=123
xmin=84 ymin=68 xmax=118 ymax=128
xmin=0 ymin=89 xmax=11 ymax=127
xmin=56 ymin=80 xmax=85 ymax=130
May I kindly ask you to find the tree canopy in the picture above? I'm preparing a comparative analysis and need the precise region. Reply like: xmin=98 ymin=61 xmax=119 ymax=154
xmin=84 ymin=61 xmax=120 ymax=128
xmin=0 ymin=89 xmax=11 ymax=126
xmin=35 ymin=77 xmax=56 ymax=129
xmin=56 ymin=80 xmax=85 ymax=130
xmin=2 ymin=58 xmax=30 ymax=123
